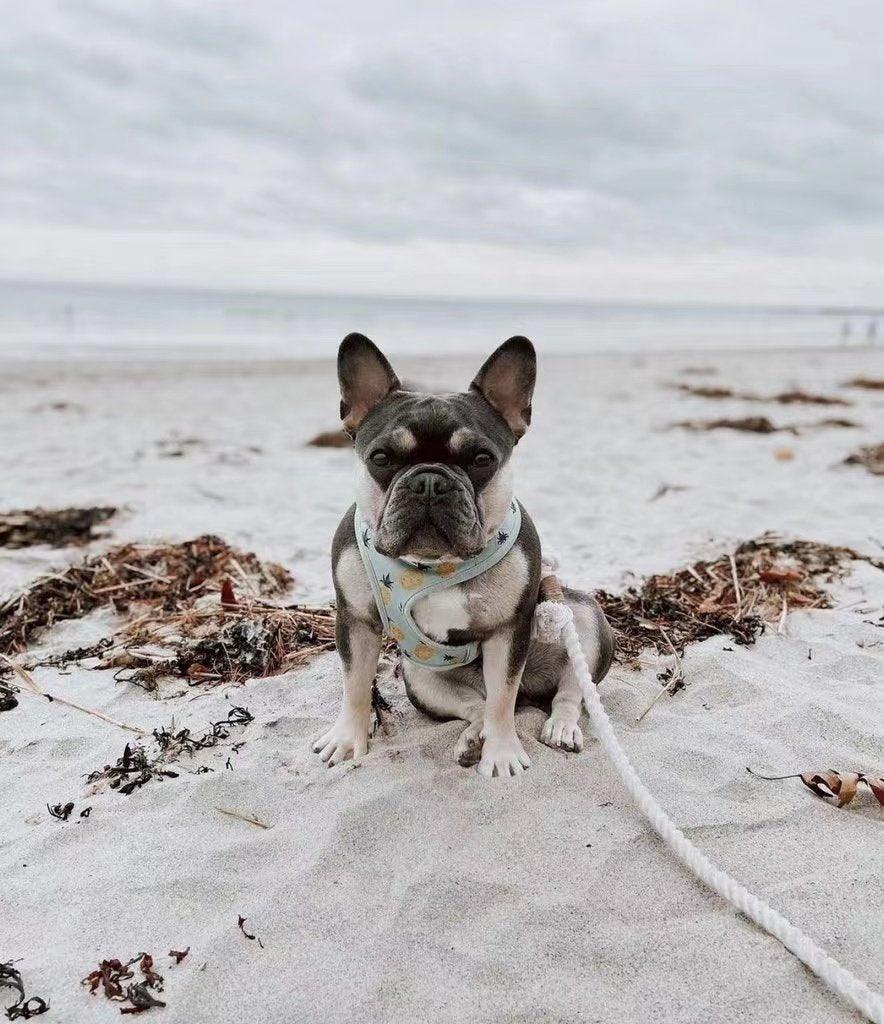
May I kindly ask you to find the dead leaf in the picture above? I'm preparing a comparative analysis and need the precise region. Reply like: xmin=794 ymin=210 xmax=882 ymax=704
xmin=748 ymin=767 xmax=884 ymax=809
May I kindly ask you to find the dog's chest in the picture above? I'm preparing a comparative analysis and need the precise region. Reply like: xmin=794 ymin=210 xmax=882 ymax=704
xmin=411 ymin=585 xmax=470 ymax=643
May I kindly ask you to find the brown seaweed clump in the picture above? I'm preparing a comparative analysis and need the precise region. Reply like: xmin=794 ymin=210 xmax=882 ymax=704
xmin=86 ymin=706 xmax=254 ymax=794
xmin=674 ymin=383 xmax=851 ymax=406
xmin=596 ymin=534 xmax=883 ymax=663
xmin=0 ymin=535 xmax=292 ymax=659
xmin=307 ymin=428 xmax=353 ymax=448
xmin=844 ymin=442 xmax=884 ymax=476
xmin=105 ymin=598 xmax=337 ymax=690
xmin=82 ymin=953 xmax=166 ymax=1014
xmin=843 ymin=377 xmax=884 ymax=391
xmin=0 ymin=507 xmax=116 ymax=549
xmin=671 ymin=416 xmax=858 ymax=434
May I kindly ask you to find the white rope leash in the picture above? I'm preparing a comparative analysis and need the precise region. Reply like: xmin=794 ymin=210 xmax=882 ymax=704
xmin=541 ymin=600 xmax=884 ymax=1024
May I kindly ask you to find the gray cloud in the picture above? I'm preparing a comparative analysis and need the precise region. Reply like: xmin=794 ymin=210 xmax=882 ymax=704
xmin=1 ymin=0 xmax=883 ymax=282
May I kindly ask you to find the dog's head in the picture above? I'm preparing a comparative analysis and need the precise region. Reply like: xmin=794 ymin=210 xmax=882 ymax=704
xmin=338 ymin=333 xmax=536 ymax=560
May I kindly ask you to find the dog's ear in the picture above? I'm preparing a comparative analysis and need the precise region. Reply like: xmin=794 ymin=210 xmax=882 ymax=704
xmin=338 ymin=333 xmax=400 ymax=436
xmin=470 ymin=336 xmax=536 ymax=440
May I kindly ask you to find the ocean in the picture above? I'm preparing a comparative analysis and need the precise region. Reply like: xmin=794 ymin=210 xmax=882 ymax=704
xmin=0 ymin=280 xmax=878 ymax=361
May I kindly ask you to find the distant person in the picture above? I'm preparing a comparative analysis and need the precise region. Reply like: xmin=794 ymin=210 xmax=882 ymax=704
xmin=868 ymin=319 xmax=878 ymax=343
xmin=841 ymin=320 xmax=851 ymax=344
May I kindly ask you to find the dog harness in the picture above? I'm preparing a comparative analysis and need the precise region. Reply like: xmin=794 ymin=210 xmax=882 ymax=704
xmin=355 ymin=500 xmax=522 ymax=670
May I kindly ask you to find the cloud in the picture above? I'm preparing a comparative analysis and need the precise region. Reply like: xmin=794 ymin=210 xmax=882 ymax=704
xmin=1 ymin=0 xmax=883 ymax=300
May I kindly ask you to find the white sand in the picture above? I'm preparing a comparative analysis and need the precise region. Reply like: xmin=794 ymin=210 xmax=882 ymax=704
xmin=1 ymin=348 xmax=882 ymax=1023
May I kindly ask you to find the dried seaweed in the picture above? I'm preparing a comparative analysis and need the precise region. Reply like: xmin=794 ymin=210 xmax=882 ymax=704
xmin=0 ymin=683 xmax=17 ymax=713
xmin=671 ymin=416 xmax=857 ymax=434
xmin=843 ymin=377 xmax=884 ymax=391
xmin=237 ymin=916 xmax=264 ymax=949
xmin=307 ymin=428 xmax=353 ymax=448
xmin=674 ymin=383 xmax=851 ymax=406
xmin=844 ymin=442 xmax=884 ymax=476
xmin=0 ymin=507 xmax=116 ymax=549
xmin=82 ymin=953 xmax=166 ymax=1014
xmin=1 ymin=962 xmax=48 ymax=1020
xmin=0 ymin=535 xmax=291 ymax=659
xmin=47 ymin=801 xmax=74 ymax=821
xmin=86 ymin=707 xmax=254 ymax=795
xmin=672 ymin=416 xmax=785 ymax=434
xmin=105 ymin=598 xmax=337 ymax=690
xmin=596 ymin=534 xmax=884 ymax=663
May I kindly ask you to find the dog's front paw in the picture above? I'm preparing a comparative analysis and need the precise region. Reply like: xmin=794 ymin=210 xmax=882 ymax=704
xmin=312 ymin=709 xmax=371 ymax=767
xmin=540 ymin=713 xmax=584 ymax=752
xmin=476 ymin=728 xmax=531 ymax=779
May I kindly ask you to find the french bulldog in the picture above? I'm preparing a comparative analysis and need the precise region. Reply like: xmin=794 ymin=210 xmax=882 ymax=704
xmin=312 ymin=333 xmax=614 ymax=778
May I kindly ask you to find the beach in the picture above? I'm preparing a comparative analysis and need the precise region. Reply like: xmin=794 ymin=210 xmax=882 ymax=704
xmin=1 ymin=346 xmax=882 ymax=1023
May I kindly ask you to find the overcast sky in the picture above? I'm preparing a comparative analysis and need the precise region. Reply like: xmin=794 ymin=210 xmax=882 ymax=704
xmin=2 ymin=0 xmax=883 ymax=304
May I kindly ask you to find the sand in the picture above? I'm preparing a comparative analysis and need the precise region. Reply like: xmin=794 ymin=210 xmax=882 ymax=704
xmin=1 ymin=347 xmax=882 ymax=1023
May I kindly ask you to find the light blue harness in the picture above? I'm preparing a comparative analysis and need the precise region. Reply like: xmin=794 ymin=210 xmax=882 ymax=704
xmin=355 ymin=501 xmax=522 ymax=671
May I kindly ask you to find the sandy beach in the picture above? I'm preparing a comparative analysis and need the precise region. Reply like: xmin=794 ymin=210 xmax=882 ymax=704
xmin=1 ymin=346 xmax=882 ymax=1023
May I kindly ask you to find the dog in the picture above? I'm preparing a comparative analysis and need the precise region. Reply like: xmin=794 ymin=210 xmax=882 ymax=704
xmin=312 ymin=333 xmax=614 ymax=778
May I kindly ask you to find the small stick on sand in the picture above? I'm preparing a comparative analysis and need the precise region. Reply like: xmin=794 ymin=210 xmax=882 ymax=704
xmin=1 ymin=655 xmax=148 ymax=736
xmin=729 ymin=552 xmax=743 ymax=619
xmin=777 ymin=595 xmax=789 ymax=634
xmin=215 ymin=807 xmax=272 ymax=829
xmin=636 ymin=630 xmax=685 ymax=723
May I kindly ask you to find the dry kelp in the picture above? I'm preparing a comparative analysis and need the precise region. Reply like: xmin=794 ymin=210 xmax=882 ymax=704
xmin=86 ymin=706 xmax=254 ymax=795
xmin=671 ymin=416 xmax=858 ymax=434
xmin=82 ymin=953 xmax=166 ymax=1014
xmin=0 ymin=535 xmax=291 ymax=658
xmin=0 ymin=961 xmax=49 ymax=1020
xmin=106 ymin=598 xmax=337 ymax=690
xmin=0 ymin=507 xmax=116 ymax=549
xmin=307 ymin=428 xmax=353 ymax=448
xmin=596 ymin=534 xmax=884 ymax=663
xmin=674 ymin=383 xmax=851 ymax=406
xmin=844 ymin=442 xmax=884 ymax=476
xmin=843 ymin=377 xmax=884 ymax=391
xmin=671 ymin=416 xmax=784 ymax=434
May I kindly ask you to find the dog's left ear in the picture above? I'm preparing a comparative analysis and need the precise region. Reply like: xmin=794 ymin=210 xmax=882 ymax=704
xmin=470 ymin=336 xmax=536 ymax=440
xmin=338 ymin=333 xmax=400 ymax=436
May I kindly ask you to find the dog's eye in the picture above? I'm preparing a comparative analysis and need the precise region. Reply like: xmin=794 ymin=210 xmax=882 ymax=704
xmin=472 ymin=450 xmax=494 ymax=468
xmin=370 ymin=450 xmax=391 ymax=467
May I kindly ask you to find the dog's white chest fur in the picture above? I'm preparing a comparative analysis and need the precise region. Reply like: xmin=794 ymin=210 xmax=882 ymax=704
xmin=411 ymin=585 xmax=470 ymax=643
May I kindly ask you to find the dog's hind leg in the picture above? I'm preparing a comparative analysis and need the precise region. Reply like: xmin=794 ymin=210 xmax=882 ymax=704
xmin=403 ymin=663 xmax=487 ymax=766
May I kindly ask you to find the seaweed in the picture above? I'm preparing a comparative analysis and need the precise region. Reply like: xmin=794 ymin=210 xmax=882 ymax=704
xmin=0 ymin=962 xmax=48 ymax=1020
xmin=0 ymin=507 xmax=116 ymax=549
xmin=596 ymin=533 xmax=884 ymax=663
xmin=0 ymin=535 xmax=291 ymax=659
xmin=844 ymin=441 xmax=884 ymax=476
xmin=673 ymin=383 xmax=851 ymax=406
xmin=82 ymin=953 xmax=166 ymax=1014
xmin=86 ymin=707 xmax=254 ymax=795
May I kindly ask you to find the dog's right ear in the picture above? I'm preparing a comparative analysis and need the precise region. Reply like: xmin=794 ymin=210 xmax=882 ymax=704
xmin=338 ymin=333 xmax=400 ymax=436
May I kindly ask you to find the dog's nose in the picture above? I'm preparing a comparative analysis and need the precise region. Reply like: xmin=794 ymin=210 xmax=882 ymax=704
xmin=406 ymin=470 xmax=452 ymax=497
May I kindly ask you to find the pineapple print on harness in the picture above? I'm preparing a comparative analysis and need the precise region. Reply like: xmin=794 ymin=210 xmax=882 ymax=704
xmin=355 ymin=501 xmax=522 ymax=671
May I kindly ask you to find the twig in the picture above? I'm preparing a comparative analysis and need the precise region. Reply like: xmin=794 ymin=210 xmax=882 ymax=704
xmin=777 ymin=595 xmax=788 ymax=634
xmin=729 ymin=552 xmax=742 ymax=619
xmin=1 ymin=655 xmax=148 ymax=735
xmin=746 ymin=767 xmax=805 ymax=781
xmin=215 ymin=807 xmax=272 ymax=829
xmin=635 ymin=631 xmax=685 ymax=722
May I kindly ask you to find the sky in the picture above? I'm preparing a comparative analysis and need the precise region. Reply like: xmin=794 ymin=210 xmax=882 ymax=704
xmin=2 ymin=0 xmax=883 ymax=305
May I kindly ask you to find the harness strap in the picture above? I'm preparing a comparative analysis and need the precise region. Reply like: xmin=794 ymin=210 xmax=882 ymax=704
xmin=355 ymin=501 xmax=522 ymax=670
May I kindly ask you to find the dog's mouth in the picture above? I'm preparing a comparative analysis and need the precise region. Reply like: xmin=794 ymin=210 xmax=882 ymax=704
xmin=374 ymin=465 xmax=484 ymax=559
